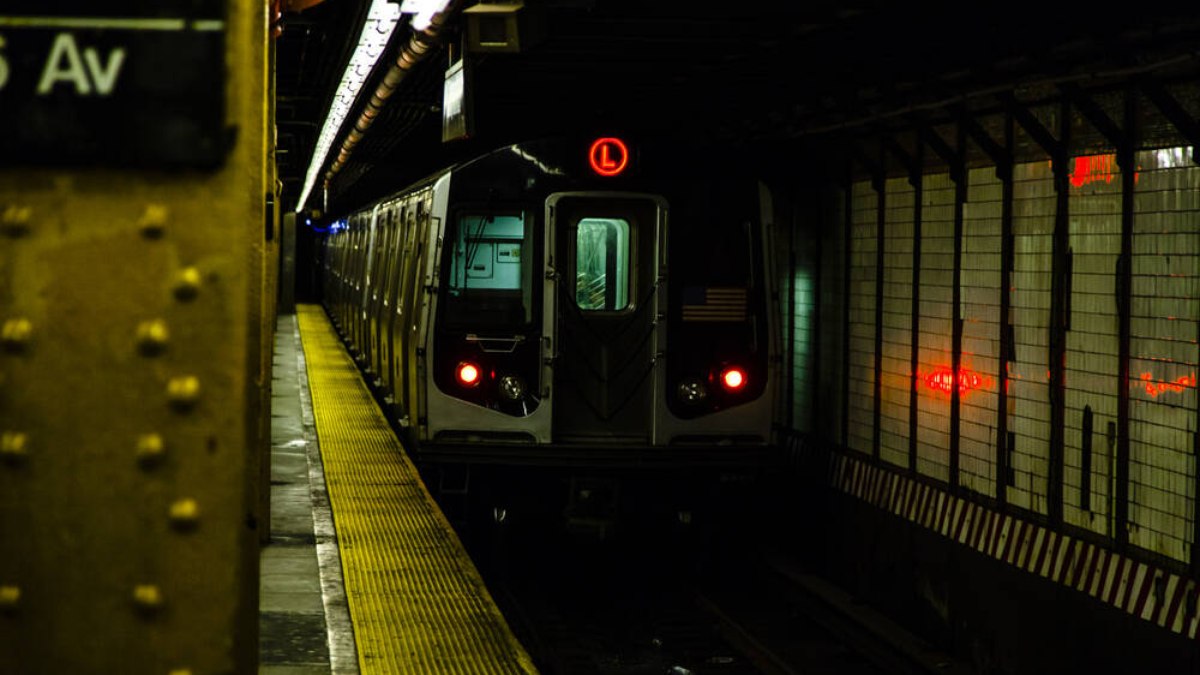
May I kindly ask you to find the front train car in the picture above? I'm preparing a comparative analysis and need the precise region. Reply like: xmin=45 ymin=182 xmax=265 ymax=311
xmin=326 ymin=136 xmax=782 ymax=468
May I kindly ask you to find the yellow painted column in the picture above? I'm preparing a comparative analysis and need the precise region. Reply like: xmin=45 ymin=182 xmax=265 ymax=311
xmin=0 ymin=1 xmax=269 ymax=672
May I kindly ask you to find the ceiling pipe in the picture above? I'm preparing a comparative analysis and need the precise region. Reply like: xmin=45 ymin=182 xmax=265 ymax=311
xmin=272 ymin=0 xmax=332 ymax=38
xmin=324 ymin=2 xmax=463 ymax=190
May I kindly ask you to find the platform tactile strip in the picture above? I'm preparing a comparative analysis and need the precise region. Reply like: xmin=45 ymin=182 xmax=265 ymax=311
xmin=298 ymin=305 xmax=538 ymax=674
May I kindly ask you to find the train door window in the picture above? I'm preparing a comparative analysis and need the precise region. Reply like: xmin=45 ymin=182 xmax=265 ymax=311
xmin=445 ymin=212 xmax=534 ymax=326
xmin=575 ymin=217 xmax=630 ymax=311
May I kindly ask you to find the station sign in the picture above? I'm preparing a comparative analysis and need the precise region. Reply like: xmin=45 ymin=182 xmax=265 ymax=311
xmin=0 ymin=2 xmax=228 ymax=168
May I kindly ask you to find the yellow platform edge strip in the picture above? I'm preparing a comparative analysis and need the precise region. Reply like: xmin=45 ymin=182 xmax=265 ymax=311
xmin=297 ymin=305 xmax=539 ymax=675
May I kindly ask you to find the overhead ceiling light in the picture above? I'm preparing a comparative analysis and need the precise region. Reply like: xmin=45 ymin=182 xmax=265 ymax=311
xmin=294 ymin=0 xmax=401 ymax=213
xmin=400 ymin=0 xmax=453 ymax=32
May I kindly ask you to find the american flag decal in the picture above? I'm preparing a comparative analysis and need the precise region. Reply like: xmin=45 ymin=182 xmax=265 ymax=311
xmin=681 ymin=286 xmax=747 ymax=322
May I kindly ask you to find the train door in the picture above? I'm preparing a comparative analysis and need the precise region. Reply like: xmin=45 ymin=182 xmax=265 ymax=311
xmin=546 ymin=193 xmax=666 ymax=443
xmin=396 ymin=199 xmax=421 ymax=424
xmin=365 ymin=204 xmax=384 ymax=371
xmin=349 ymin=216 xmax=366 ymax=348
xmin=407 ymin=194 xmax=436 ymax=430
xmin=380 ymin=205 xmax=402 ymax=396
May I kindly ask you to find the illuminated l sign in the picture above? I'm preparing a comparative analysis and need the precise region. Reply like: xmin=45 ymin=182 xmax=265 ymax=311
xmin=588 ymin=137 xmax=628 ymax=176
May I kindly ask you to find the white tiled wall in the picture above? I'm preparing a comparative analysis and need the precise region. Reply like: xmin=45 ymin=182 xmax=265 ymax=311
xmin=1128 ymin=148 xmax=1198 ymax=564
xmin=960 ymin=167 xmax=1003 ymax=498
xmin=880 ymin=177 xmax=915 ymax=469
xmin=790 ymin=208 xmax=817 ymax=433
xmin=1063 ymin=155 xmax=1122 ymax=537
xmin=1006 ymin=159 xmax=1054 ymax=515
xmin=915 ymin=173 xmax=957 ymax=482
xmin=818 ymin=146 xmax=1197 ymax=567
xmin=847 ymin=181 xmax=879 ymax=455
xmin=817 ymin=191 xmax=847 ymax=438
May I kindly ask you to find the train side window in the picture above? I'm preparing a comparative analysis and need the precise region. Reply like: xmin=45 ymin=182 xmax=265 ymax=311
xmin=575 ymin=217 xmax=630 ymax=312
xmin=449 ymin=214 xmax=526 ymax=292
xmin=444 ymin=212 xmax=534 ymax=326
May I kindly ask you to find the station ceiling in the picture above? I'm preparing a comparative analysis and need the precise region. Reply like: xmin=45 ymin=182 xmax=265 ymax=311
xmin=274 ymin=2 xmax=1200 ymax=215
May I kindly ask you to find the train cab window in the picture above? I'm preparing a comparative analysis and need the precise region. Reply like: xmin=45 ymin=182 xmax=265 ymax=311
xmin=575 ymin=218 xmax=631 ymax=311
xmin=444 ymin=212 xmax=534 ymax=326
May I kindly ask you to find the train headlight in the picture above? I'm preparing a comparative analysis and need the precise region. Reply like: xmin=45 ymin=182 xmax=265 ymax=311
xmin=499 ymin=375 xmax=526 ymax=401
xmin=676 ymin=377 xmax=708 ymax=404
xmin=720 ymin=366 xmax=747 ymax=392
xmin=456 ymin=362 xmax=482 ymax=387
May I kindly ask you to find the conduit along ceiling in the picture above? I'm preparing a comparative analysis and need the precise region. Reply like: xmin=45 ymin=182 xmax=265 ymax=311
xmin=274 ymin=2 xmax=1200 ymax=216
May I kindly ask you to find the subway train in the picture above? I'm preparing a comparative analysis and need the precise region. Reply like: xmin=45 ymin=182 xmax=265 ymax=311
xmin=321 ymin=136 xmax=783 ymax=470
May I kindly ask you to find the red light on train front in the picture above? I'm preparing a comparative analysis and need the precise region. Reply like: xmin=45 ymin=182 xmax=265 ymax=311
xmin=456 ymin=362 xmax=481 ymax=387
xmin=720 ymin=366 xmax=747 ymax=392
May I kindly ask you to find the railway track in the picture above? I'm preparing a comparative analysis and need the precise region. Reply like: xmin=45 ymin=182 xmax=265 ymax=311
xmin=465 ymin=501 xmax=969 ymax=675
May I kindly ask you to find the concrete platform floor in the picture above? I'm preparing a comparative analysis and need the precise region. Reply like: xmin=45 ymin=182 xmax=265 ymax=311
xmin=260 ymin=314 xmax=357 ymax=675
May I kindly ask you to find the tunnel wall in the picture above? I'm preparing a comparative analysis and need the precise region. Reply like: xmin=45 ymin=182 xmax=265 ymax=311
xmin=782 ymin=81 xmax=1200 ymax=673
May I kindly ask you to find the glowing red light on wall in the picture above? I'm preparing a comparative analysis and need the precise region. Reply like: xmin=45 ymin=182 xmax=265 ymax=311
xmin=1069 ymin=154 xmax=1116 ymax=188
xmin=923 ymin=367 xmax=984 ymax=396
xmin=1067 ymin=153 xmax=1140 ymax=189
xmin=1137 ymin=372 xmax=1196 ymax=398
xmin=588 ymin=137 xmax=629 ymax=177
xmin=457 ymin=362 xmax=481 ymax=387
xmin=720 ymin=366 xmax=747 ymax=391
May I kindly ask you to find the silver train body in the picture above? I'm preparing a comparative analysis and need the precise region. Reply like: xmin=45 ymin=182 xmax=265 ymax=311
xmin=322 ymin=137 xmax=782 ymax=466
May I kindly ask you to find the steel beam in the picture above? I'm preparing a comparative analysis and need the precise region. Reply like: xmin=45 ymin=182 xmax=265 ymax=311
xmin=0 ymin=1 xmax=269 ymax=671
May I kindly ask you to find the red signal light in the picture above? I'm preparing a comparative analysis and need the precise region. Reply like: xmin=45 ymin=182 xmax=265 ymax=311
xmin=456 ymin=362 xmax=481 ymax=387
xmin=720 ymin=366 xmax=747 ymax=391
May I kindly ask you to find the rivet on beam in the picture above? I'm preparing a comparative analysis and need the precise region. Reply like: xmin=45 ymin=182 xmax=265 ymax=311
xmin=166 ymin=376 xmax=201 ymax=412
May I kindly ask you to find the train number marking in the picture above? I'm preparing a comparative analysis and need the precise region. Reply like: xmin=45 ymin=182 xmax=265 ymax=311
xmin=0 ymin=35 xmax=8 ymax=91
xmin=36 ymin=32 xmax=127 ymax=96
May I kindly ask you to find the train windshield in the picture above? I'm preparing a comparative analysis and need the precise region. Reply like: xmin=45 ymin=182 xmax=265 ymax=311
xmin=443 ymin=212 xmax=535 ymax=327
